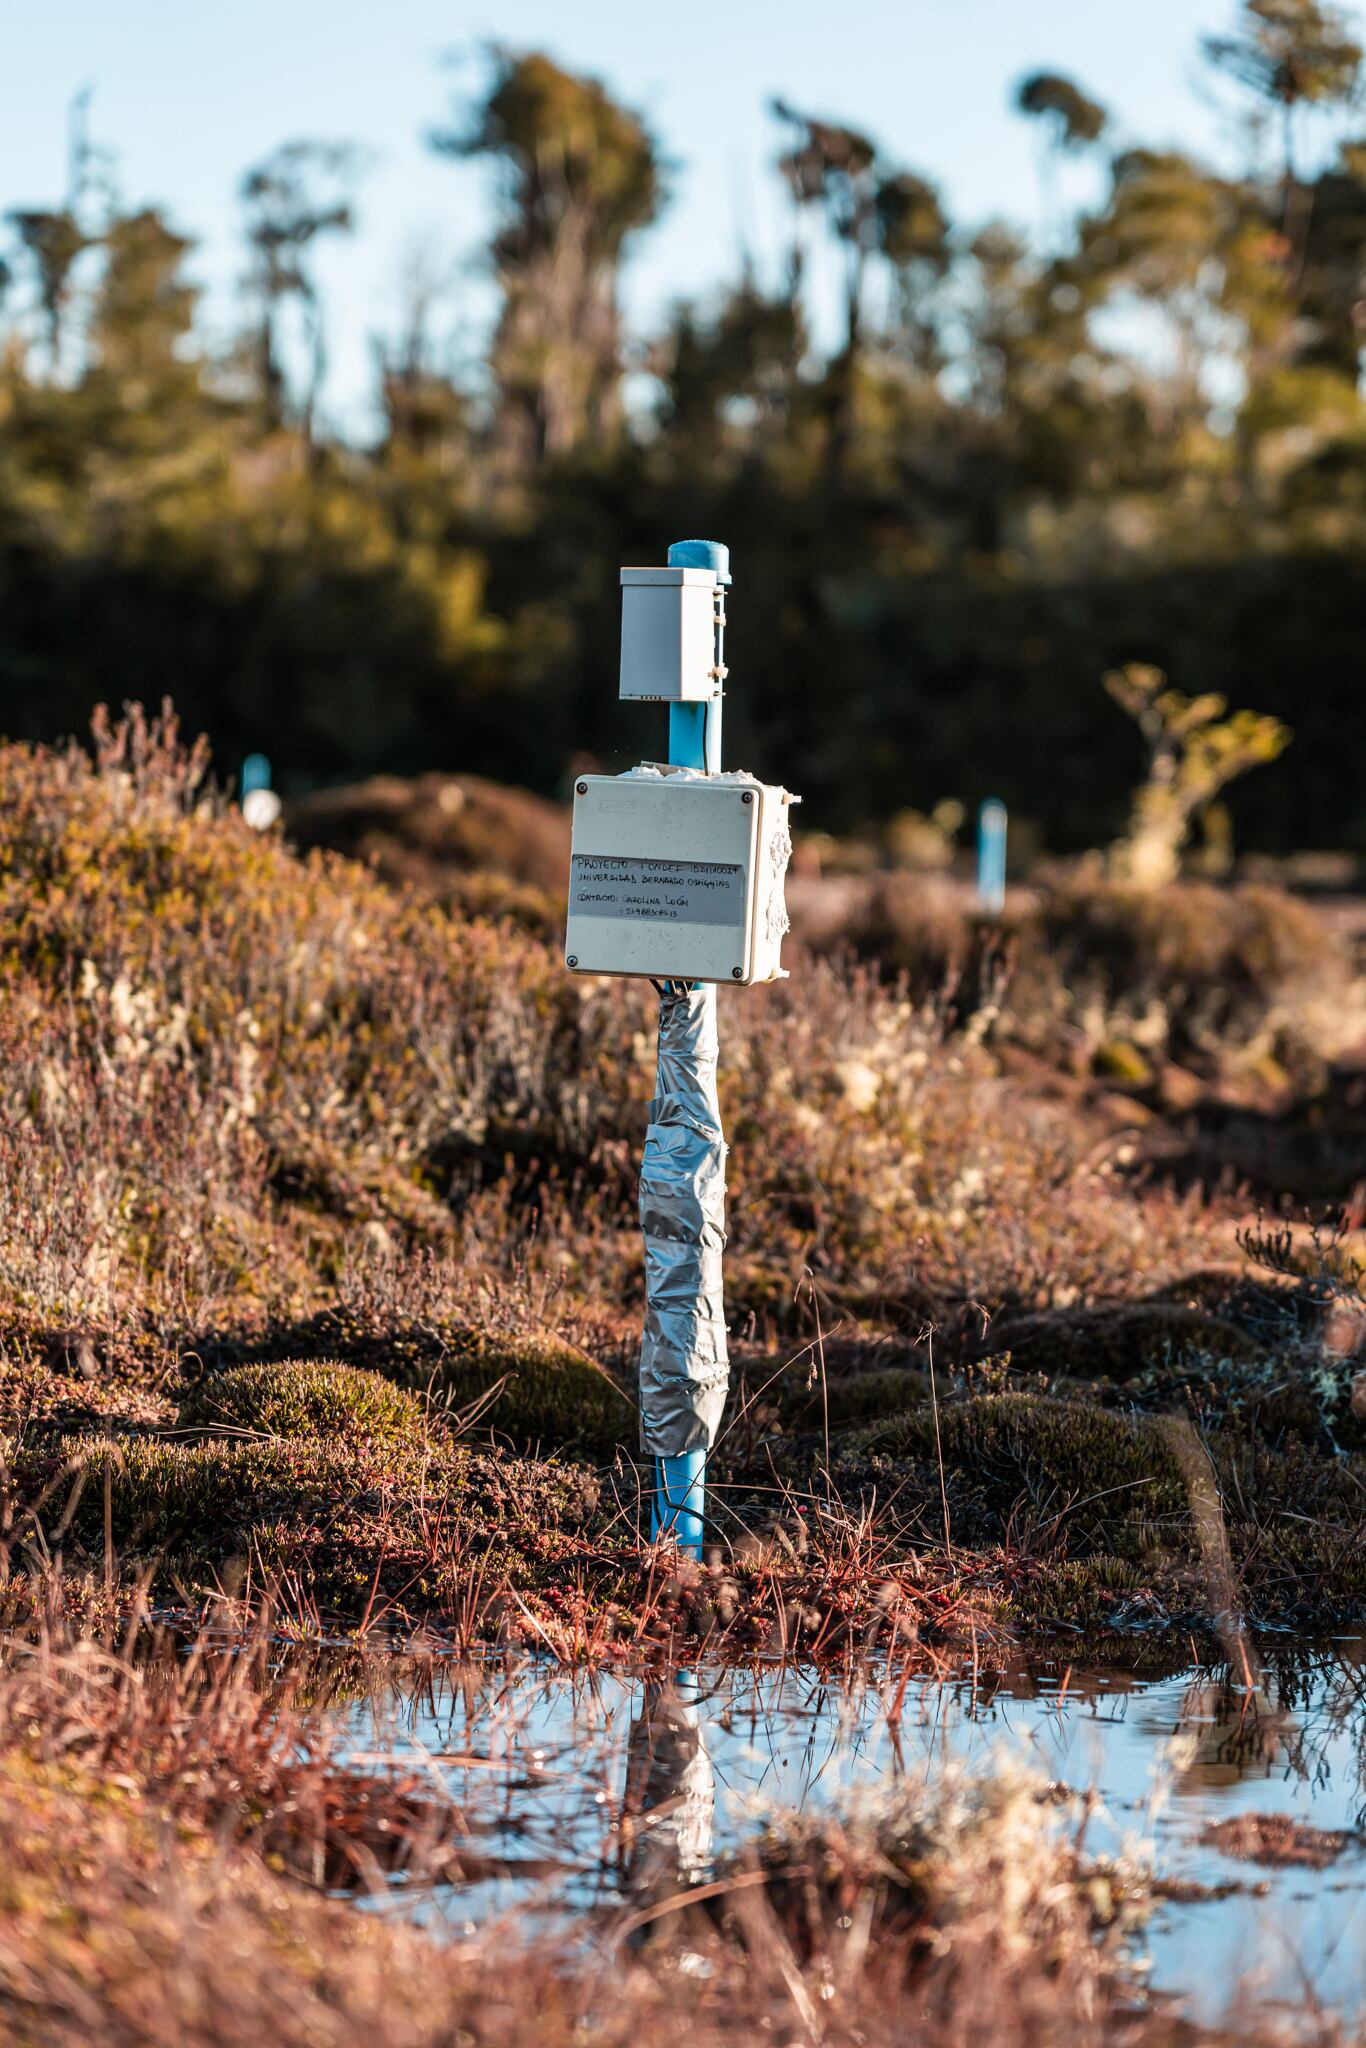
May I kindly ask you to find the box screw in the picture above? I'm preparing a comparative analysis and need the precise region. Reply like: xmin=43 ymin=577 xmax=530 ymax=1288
xmin=741 ymin=790 xmax=753 ymax=804
xmin=567 ymin=955 xmax=578 ymax=968
xmin=576 ymin=781 xmax=588 ymax=796
xmin=731 ymin=966 xmax=743 ymax=978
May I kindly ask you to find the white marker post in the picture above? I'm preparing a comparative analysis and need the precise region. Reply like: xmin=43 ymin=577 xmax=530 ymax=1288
xmin=564 ymin=540 xmax=798 ymax=1558
xmin=241 ymin=752 xmax=282 ymax=832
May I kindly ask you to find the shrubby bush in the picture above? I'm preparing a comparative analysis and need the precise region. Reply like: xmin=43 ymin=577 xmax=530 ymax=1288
xmin=825 ymin=868 xmax=1361 ymax=1085
xmin=0 ymin=710 xmax=1235 ymax=1353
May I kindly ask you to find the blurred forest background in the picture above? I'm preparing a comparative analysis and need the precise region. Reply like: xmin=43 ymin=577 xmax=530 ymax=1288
xmin=2 ymin=0 xmax=1365 ymax=858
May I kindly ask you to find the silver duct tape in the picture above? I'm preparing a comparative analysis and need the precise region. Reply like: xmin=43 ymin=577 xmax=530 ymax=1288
xmin=638 ymin=982 xmax=729 ymax=1455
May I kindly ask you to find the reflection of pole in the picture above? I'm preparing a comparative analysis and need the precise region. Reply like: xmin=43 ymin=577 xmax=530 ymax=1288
xmin=622 ymin=1670 xmax=715 ymax=1905
xmin=978 ymin=797 xmax=1007 ymax=916
xmin=642 ymin=539 xmax=731 ymax=1559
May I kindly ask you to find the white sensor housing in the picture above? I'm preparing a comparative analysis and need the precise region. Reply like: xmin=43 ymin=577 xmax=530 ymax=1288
xmin=619 ymin=567 xmax=719 ymax=702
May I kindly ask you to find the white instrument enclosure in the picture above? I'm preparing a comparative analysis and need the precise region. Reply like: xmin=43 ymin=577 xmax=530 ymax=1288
xmin=619 ymin=567 xmax=719 ymax=702
xmin=565 ymin=770 xmax=794 ymax=985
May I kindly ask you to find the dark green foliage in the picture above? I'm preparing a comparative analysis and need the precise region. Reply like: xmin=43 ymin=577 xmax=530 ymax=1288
xmin=181 ymin=1360 xmax=427 ymax=1445
xmin=188 ymin=1311 xmax=636 ymax=1461
xmin=1 ymin=25 xmax=1364 ymax=852
xmin=779 ymin=1365 xmax=931 ymax=1432
xmin=809 ymin=1388 xmax=1366 ymax=1621
xmin=848 ymin=1394 xmax=1193 ymax=1559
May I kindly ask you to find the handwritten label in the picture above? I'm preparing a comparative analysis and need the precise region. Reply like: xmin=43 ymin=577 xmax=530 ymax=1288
xmin=570 ymin=855 xmax=744 ymax=926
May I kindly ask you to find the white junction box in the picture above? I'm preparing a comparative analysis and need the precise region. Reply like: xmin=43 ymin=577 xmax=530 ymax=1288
xmin=566 ymin=768 xmax=797 ymax=985
xmin=619 ymin=567 xmax=719 ymax=701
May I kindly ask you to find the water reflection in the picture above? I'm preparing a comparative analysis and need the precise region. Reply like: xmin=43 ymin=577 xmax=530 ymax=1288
xmin=620 ymin=1671 xmax=715 ymax=1902
xmin=341 ymin=1646 xmax=1366 ymax=2018
xmin=1123 ymin=1652 xmax=1366 ymax=1821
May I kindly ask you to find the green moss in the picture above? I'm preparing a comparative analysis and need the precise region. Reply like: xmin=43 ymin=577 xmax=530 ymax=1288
xmin=849 ymin=1394 xmax=1193 ymax=1559
xmin=780 ymin=1366 xmax=931 ymax=1432
xmin=26 ymin=1432 xmax=602 ymax=1584
xmin=434 ymin=1337 xmax=637 ymax=1459
xmin=181 ymin=1359 xmax=427 ymax=1445
xmin=986 ymin=1304 xmax=1263 ymax=1383
xmin=195 ymin=1314 xmax=637 ymax=1462
xmin=810 ymin=1389 xmax=1366 ymax=1623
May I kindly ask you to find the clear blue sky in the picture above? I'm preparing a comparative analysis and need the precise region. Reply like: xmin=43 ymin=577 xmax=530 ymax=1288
xmin=7 ymin=0 xmax=1364 ymax=432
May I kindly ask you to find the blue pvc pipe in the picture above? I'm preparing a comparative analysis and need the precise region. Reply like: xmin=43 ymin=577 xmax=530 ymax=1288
xmin=651 ymin=539 xmax=730 ymax=1559
xmin=653 ymin=1448 xmax=706 ymax=1553
xmin=668 ymin=702 xmax=708 ymax=769
xmin=667 ymin=539 xmax=727 ymax=780
xmin=667 ymin=538 xmax=731 ymax=585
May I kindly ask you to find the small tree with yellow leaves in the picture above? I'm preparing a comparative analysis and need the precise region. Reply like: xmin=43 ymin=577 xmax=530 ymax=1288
xmin=1105 ymin=663 xmax=1291 ymax=889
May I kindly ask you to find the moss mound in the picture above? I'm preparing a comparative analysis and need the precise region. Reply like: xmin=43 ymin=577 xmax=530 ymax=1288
xmin=33 ymin=1432 xmax=603 ymax=1591
xmin=182 ymin=1360 xmax=426 ymax=1445
xmin=984 ymin=1303 xmax=1262 ymax=1382
xmin=853 ymin=1394 xmax=1192 ymax=1559
xmin=779 ymin=1365 xmax=932 ymax=1432
xmin=807 ymin=1390 xmax=1366 ymax=1623
xmin=435 ymin=1337 xmax=636 ymax=1458
xmin=194 ymin=1314 xmax=637 ymax=1461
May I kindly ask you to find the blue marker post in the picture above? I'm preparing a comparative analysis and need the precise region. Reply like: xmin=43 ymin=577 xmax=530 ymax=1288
xmin=649 ymin=537 xmax=730 ymax=1558
xmin=978 ymin=797 xmax=1007 ymax=917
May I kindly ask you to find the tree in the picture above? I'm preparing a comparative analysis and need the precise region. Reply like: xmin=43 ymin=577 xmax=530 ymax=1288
xmin=240 ymin=140 xmax=363 ymax=438
xmin=770 ymin=99 xmax=948 ymax=476
xmin=1077 ymin=149 xmax=1244 ymax=441
xmin=1105 ymin=663 xmax=1291 ymax=888
xmin=1294 ymin=140 xmax=1366 ymax=377
xmin=433 ymin=48 xmax=662 ymax=469
xmin=657 ymin=279 xmax=803 ymax=449
xmin=77 ymin=207 xmax=215 ymax=468
xmin=1204 ymin=0 xmax=1362 ymax=182
xmin=91 ymin=209 xmax=196 ymax=385
xmin=1016 ymin=72 xmax=1108 ymax=153
xmin=375 ymin=245 xmax=470 ymax=465
xmin=6 ymin=209 xmax=89 ymax=373
xmin=1016 ymin=72 xmax=1109 ymax=240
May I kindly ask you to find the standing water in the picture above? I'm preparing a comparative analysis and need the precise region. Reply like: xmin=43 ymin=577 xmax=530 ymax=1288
xmin=333 ymin=1644 xmax=1366 ymax=2023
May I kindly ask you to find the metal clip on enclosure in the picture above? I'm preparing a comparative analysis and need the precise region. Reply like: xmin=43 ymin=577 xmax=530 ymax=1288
xmin=564 ymin=540 xmax=798 ymax=1558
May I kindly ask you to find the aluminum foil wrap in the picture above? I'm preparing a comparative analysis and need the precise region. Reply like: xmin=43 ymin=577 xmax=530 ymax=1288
xmin=638 ymin=982 xmax=729 ymax=1454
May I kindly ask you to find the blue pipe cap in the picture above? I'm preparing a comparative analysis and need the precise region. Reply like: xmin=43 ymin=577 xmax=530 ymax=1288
xmin=667 ymin=538 xmax=730 ymax=586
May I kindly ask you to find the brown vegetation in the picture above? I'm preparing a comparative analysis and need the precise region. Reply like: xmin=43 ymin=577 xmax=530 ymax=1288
xmin=0 ymin=711 xmax=1363 ymax=1652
